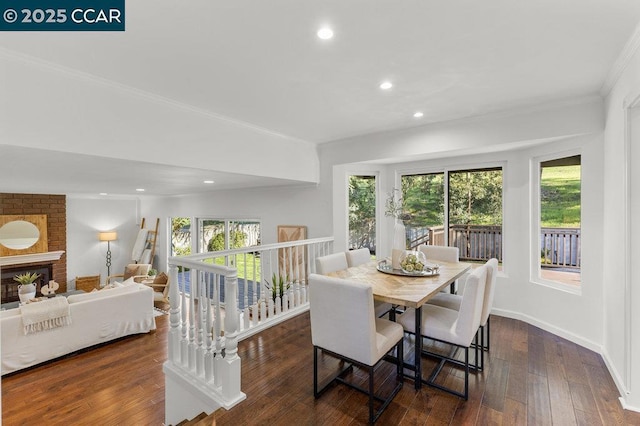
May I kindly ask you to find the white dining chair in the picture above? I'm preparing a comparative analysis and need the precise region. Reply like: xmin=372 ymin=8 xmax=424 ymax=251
xmin=309 ymin=274 xmax=404 ymax=423
xmin=345 ymin=248 xmax=393 ymax=318
xmin=397 ymin=265 xmax=487 ymax=399
xmin=425 ymin=258 xmax=498 ymax=370
xmin=418 ymin=244 xmax=460 ymax=293
xmin=345 ymin=247 xmax=372 ymax=267
xmin=315 ymin=252 xmax=349 ymax=275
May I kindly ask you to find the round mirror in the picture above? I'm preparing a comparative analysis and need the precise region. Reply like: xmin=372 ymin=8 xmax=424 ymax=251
xmin=0 ymin=220 xmax=40 ymax=250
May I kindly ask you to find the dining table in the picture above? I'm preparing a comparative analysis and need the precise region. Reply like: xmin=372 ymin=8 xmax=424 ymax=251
xmin=327 ymin=259 xmax=471 ymax=390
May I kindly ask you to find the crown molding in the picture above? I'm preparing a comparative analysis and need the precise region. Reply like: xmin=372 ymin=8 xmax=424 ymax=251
xmin=601 ymin=21 xmax=640 ymax=97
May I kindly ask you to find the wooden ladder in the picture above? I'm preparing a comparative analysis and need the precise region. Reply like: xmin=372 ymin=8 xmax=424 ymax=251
xmin=140 ymin=217 xmax=159 ymax=265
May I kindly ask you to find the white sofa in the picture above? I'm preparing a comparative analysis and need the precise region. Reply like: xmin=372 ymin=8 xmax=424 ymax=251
xmin=1 ymin=283 xmax=156 ymax=375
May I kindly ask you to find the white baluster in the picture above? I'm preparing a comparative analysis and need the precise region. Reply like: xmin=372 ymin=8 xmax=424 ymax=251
xmin=188 ymin=270 xmax=197 ymax=371
xmin=180 ymin=270 xmax=189 ymax=367
xmin=214 ymin=274 xmax=222 ymax=389
xmin=294 ymin=281 xmax=301 ymax=307
xmin=260 ymin=298 xmax=267 ymax=322
xmin=168 ymin=265 xmax=181 ymax=364
xmin=205 ymin=273 xmax=214 ymax=383
xmin=221 ymin=271 xmax=242 ymax=403
xmin=196 ymin=278 xmax=206 ymax=377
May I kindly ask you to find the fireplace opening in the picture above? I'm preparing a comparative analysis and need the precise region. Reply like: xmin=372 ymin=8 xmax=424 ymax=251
xmin=1 ymin=264 xmax=52 ymax=303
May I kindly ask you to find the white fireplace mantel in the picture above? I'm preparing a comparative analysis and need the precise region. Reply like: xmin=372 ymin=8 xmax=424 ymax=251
xmin=0 ymin=251 xmax=65 ymax=267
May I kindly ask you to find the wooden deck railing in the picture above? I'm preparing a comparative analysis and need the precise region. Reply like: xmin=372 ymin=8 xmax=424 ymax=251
xmin=163 ymin=237 xmax=334 ymax=425
xmin=407 ymin=225 xmax=580 ymax=269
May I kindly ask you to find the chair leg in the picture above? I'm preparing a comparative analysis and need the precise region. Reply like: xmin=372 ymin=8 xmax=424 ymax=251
xmin=480 ymin=327 xmax=484 ymax=371
xmin=464 ymin=347 xmax=469 ymax=400
xmin=486 ymin=317 xmax=491 ymax=351
xmin=313 ymin=346 xmax=319 ymax=397
xmin=369 ymin=366 xmax=375 ymax=424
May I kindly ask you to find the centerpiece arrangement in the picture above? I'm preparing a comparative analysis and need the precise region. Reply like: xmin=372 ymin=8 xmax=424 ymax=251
xmin=399 ymin=250 xmax=427 ymax=274
xmin=385 ymin=189 xmax=411 ymax=269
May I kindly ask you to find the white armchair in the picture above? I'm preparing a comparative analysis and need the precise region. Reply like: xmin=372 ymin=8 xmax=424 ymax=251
xmin=309 ymin=273 xmax=404 ymax=423
xmin=397 ymin=264 xmax=487 ymax=399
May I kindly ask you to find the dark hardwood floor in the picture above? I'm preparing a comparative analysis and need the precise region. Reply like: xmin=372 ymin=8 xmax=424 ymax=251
xmin=3 ymin=311 xmax=639 ymax=425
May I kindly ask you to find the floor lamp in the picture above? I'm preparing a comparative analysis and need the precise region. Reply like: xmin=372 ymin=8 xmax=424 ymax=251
xmin=99 ymin=231 xmax=117 ymax=276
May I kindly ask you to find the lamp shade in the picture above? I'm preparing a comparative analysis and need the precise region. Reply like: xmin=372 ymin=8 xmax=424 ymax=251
xmin=98 ymin=231 xmax=117 ymax=242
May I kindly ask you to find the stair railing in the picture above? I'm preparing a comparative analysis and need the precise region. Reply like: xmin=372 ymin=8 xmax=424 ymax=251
xmin=163 ymin=236 xmax=334 ymax=423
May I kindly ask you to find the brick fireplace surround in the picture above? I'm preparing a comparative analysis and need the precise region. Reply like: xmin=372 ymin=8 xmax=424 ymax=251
xmin=0 ymin=193 xmax=68 ymax=300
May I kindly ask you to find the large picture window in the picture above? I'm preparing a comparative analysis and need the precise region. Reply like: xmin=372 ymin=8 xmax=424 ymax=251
xmin=401 ymin=167 xmax=503 ymax=265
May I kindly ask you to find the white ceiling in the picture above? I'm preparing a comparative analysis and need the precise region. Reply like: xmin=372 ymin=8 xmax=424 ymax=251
xmin=1 ymin=0 xmax=640 ymax=196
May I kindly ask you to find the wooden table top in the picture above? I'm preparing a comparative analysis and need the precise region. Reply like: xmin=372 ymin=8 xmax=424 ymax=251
xmin=327 ymin=260 xmax=471 ymax=309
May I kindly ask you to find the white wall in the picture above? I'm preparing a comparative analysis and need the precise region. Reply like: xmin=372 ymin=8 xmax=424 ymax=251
xmin=139 ymin=182 xmax=333 ymax=273
xmin=603 ymin=40 xmax=640 ymax=409
xmin=66 ymin=197 xmax=141 ymax=287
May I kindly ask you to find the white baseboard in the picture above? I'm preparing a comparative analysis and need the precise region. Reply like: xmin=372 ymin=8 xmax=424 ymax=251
xmin=492 ymin=308 xmax=601 ymax=352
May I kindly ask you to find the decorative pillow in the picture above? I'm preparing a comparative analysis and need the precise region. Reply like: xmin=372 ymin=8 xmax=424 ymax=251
xmin=153 ymin=272 xmax=168 ymax=284
xmin=124 ymin=264 xmax=147 ymax=280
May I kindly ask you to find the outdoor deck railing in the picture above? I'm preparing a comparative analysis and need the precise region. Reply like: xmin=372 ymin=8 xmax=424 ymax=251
xmin=163 ymin=236 xmax=334 ymax=423
xmin=407 ymin=225 xmax=580 ymax=269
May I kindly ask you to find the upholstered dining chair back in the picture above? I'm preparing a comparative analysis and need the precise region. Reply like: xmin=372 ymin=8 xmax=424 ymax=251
xmin=315 ymin=252 xmax=349 ymax=275
xmin=454 ymin=265 xmax=488 ymax=346
xmin=345 ymin=248 xmax=371 ymax=267
xmin=418 ymin=244 xmax=459 ymax=263
xmin=481 ymin=259 xmax=499 ymax=326
xmin=309 ymin=274 xmax=379 ymax=365
xmin=419 ymin=244 xmax=460 ymax=293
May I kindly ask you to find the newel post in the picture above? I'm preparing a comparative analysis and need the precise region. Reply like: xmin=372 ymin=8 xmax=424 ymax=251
xmin=220 ymin=271 xmax=243 ymax=403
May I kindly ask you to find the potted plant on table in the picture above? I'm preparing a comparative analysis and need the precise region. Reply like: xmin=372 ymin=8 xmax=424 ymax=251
xmin=13 ymin=272 xmax=40 ymax=303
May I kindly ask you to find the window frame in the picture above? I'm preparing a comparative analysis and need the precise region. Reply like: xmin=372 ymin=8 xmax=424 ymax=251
xmin=397 ymin=161 xmax=505 ymax=268
xmin=530 ymin=149 xmax=582 ymax=294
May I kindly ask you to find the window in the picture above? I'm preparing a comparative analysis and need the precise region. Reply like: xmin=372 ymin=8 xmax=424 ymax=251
xmin=348 ymin=175 xmax=377 ymax=256
xmin=401 ymin=173 xmax=445 ymax=247
xmin=170 ymin=217 xmax=191 ymax=257
xmin=401 ymin=167 xmax=503 ymax=264
xmin=538 ymin=155 xmax=581 ymax=286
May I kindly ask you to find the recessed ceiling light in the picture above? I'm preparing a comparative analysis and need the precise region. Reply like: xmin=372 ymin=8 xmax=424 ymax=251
xmin=135 ymin=188 xmax=145 ymax=192
xmin=379 ymin=81 xmax=393 ymax=90
xmin=413 ymin=112 xmax=424 ymax=118
xmin=203 ymin=180 xmax=215 ymax=184
xmin=317 ymin=27 xmax=334 ymax=40
xmin=99 ymin=192 xmax=108 ymax=196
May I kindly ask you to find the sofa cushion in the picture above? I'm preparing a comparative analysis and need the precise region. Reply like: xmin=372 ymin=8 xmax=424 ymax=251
xmin=67 ymin=284 xmax=140 ymax=303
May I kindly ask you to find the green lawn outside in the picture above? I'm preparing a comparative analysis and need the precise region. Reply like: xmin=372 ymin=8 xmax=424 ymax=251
xmin=541 ymin=165 xmax=581 ymax=228
xmin=203 ymin=254 xmax=262 ymax=282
